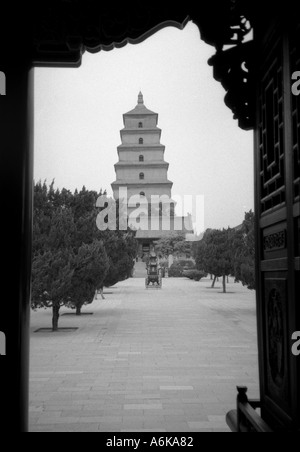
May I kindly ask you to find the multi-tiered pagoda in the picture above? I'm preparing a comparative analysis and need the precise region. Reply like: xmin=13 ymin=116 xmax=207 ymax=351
xmin=111 ymin=92 xmax=192 ymax=256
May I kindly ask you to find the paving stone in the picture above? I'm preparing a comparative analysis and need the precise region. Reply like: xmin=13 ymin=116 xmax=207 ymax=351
xmin=124 ymin=403 xmax=163 ymax=410
xmin=159 ymin=386 xmax=194 ymax=391
xmin=29 ymin=278 xmax=258 ymax=432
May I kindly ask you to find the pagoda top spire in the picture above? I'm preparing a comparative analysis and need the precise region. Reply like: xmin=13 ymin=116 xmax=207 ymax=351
xmin=123 ymin=91 xmax=156 ymax=116
xmin=138 ymin=91 xmax=144 ymax=104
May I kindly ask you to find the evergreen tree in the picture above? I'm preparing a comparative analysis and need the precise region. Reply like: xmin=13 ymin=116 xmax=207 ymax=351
xmin=194 ymin=213 xmax=255 ymax=292
xmin=232 ymin=210 xmax=255 ymax=289
xmin=47 ymin=207 xmax=76 ymax=251
xmin=31 ymin=207 xmax=76 ymax=330
xmin=31 ymin=248 xmax=74 ymax=331
xmin=194 ymin=228 xmax=234 ymax=292
xmin=101 ymin=231 xmax=137 ymax=288
xmin=32 ymin=181 xmax=137 ymax=329
xmin=154 ymin=231 xmax=191 ymax=259
xmin=69 ymin=240 xmax=109 ymax=315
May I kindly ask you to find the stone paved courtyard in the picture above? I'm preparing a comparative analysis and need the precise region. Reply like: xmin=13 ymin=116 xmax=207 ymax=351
xmin=29 ymin=277 xmax=259 ymax=432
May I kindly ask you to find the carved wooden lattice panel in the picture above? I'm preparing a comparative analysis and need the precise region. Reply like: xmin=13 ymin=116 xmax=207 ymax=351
xmin=264 ymin=278 xmax=290 ymax=414
xmin=259 ymin=42 xmax=285 ymax=213
xmin=290 ymin=23 xmax=300 ymax=202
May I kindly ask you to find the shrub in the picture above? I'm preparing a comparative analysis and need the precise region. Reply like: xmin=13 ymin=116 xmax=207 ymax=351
xmin=168 ymin=259 xmax=196 ymax=277
xmin=178 ymin=259 xmax=195 ymax=269
xmin=169 ymin=262 xmax=184 ymax=277
xmin=183 ymin=269 xmax=206 ymax=281
xmin=240 ymin=263 xmax=255 ymax=290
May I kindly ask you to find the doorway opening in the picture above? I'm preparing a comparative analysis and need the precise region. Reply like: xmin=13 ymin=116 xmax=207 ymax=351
xmin=30 ymin=20 xmax=256 ymax=433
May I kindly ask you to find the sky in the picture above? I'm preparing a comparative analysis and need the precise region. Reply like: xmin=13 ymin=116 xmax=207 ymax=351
xmin=34 ymin=20 xmax=254 ymax=232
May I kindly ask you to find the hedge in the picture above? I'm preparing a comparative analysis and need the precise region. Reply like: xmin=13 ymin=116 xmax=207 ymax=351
xmin=168 ymin=259 xmax=196 ymax=277
xmin=183 ymin=269 xmax=206 ymax=281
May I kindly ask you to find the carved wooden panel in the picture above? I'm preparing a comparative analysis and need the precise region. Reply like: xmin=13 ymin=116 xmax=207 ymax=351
xmin=264 ymin=277 xmax=290 ymax=414
xmin=263 ymin=223 xmax=287 ymax=261
xmin=290 ymin=23 xmax=300 ymax=202
xmin=263 ymin=230 xmax=286 ymax=252
xmin=258 ymin=41 xmax=285 ymax=213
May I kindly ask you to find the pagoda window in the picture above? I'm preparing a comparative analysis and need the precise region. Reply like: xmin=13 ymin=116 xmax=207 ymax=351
xmin=139 ymin=155 xmax=144 ymax=162
xmin=139 ymin=138 xmax=143 ymax=144
xmin=138 ymin=122 xmax=143 ymax=128
xmin=139 ymin=172 xmax=144 ymax=180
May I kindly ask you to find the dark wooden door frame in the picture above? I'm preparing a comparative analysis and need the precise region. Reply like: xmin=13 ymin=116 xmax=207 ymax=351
xmin=1 ymin=2 xmax=298 ymax=432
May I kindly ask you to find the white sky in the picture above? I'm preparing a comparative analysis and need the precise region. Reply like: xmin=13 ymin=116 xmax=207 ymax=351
xmin=34 ymin=20 xmax=254 ymax=231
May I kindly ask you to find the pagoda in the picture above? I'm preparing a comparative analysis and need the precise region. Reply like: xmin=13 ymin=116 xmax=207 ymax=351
xmin=111 ymin=92 xmax=192 ymax=255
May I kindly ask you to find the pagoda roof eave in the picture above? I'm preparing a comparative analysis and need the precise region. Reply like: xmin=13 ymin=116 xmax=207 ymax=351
xmin=111 ymin=180 xmax=173 ymax=186
xmin=114 ymin=161 xmax=169 ymax=167
xmin=117 ymin=144 xmax=165 ymax=150
xmin=120 ymin=127 xmax=161 ymax=132
xmin=123 ymin=107 xmax=157 ymax=116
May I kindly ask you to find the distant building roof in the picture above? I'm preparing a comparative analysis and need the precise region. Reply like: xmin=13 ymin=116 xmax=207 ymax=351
xmin=111 ymin=180 xmax=173 ymax=186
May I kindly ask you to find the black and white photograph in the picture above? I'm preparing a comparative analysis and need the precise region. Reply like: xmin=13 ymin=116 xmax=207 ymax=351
xmin=0 ymin=1 xmax=299 ymax=437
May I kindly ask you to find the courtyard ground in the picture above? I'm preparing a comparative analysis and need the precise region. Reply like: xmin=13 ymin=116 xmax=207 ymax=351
xmin=29 ymin=276 xmax=259 ymax=432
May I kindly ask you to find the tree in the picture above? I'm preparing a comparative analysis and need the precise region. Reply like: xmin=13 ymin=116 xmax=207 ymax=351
xmin=31 ymin=207 xmax=76 ymax=330
xmin=69 ymin=240 xmax=109 ymax=315
xmin=71 ymin=185 xmax=101 ymax=222
xmin=232 ymin=210 xmax=255 ymax=289
xmin=213 ymin=228 xmax=234 ymax=293
xmin=194 ymin=213 xmax=255 ymax=292
xmin=194 ymin=229 xmax=217 ymax=287
xmin=31 ymin=248 xmax=74 ymax=331
xmin=73 ymin=210 xmax=98 ymax=249
xmin=101 ymin=231 xmax=138 ymax=288
xmin=32 ymin=181 xmax=137 ymax=328
xmin=47 ymin=207 xmax=77 ymax=251
xmin=194 ymin=228 xmax=234 ymax=292
xmin=32 ymin=180 xmax=53 ymax=254
xmin=154 ymin=231 xmax=191 ymax=259
xmin=96 ymin=196 xmax=138 ymax=288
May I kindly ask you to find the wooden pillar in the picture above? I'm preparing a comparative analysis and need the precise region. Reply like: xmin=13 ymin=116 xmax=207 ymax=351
xmin=0 ymin=62 xmax=34 ymax=432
